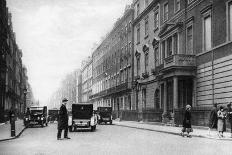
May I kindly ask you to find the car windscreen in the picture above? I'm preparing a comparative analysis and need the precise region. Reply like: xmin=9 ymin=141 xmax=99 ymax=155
xmin=31 ymin=110 xmax=43 ymax=115
xmin=48 ymin=110 xmax=59 ymax=115
xmin=72 ymin=104 xmax=93 ymax=119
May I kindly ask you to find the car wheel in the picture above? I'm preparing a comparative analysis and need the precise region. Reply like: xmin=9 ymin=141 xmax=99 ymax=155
xmin=41 ymin=123 xmax=44 ymax=128
xmin=110 ymin=121 xmax=112 ymax=125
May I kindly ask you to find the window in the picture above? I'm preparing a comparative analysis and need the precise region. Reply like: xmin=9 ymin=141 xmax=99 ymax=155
xmin=137 ymin=57 xmax=140 ymax=76
xmin=129 ymin=21 xmax=132 ymax=32
xmin=137 ymin=3 xmax=140 ymax=16
xmin=228 ymin=2 xmax=232 ymax=40
xmin=167 ymin=37 xmax=172 ymax=57
xmin=162 ymin=41 xmax=165 ymax=61
xmin=173 ymin=33 xmax=178 ymax=54
xmin=154 ymin=11 xmax=159 ymax=29
xmin=203 ymin=14 xmax=212 ymax=51
xmin=163 ymin=3 xmax=168 ymax=21
xmin=137 ymin=25 xmax=140 ymax=44
xmin=187 ymin=26 xmax=193 ymax=54
xmin=145 ymin=53 xmax=149 ymax=72
xmin=175 ymin=0 xmax=180 ymax=12
xmin=154 ymin=46 xmax=159 ymax=67
xmin=125 ymin=24 xmax=128 ymax=34
xmin=145 ymin=17 xmax=149 ymax=37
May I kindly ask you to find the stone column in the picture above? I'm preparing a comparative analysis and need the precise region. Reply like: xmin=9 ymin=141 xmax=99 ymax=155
xmin=162 ymin=81 xmax=168 ymax=123
xmin=173 ymin=76 xmax=178 ymax=109
xmin=163 ymin=81 xmax=167 ymax=114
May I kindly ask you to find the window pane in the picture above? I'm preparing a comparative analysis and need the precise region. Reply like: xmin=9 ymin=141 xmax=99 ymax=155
xmin=230 ymin=4 xmax=232 ymax=40
xmin=204 ymin=16 xmax=211 ymax=50
xmin=154 ymin=12 xmax=159 ymax=29
xmin=187 ymin=26 xmax=193 ymax=54
xmin=167 ymin=37 xmax=172 ymax=56
xmin=173 ymin=34 xmax=178 ymax=54
xmin=137 ymin=27 xmax=140 ymax=43
xmin=164 ymin=3 xmax=168 ymax=21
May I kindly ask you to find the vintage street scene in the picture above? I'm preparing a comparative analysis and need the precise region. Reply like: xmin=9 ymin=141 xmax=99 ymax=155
xmin=1 ymin=0 xmax=232 ymax=154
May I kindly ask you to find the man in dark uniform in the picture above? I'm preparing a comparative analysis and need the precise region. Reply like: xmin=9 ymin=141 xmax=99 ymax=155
xmin=57 ymin=98 xmax=71 ymax=140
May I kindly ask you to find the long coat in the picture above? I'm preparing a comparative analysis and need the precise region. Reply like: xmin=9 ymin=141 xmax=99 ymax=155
xmin=217 ymin=111 xmax=226 ymax=132
xmin=183 ymin=110 xmax=192 ymax=128
xmin=209 ymin=108 xmax=218 ymax=129
xmin=227 ymin=108 xmax=232 ymax=123
xmin=58 ymin=104 xmax=68 ymax=130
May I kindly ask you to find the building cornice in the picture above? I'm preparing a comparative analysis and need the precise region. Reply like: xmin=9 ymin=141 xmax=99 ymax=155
xmin=133 ymin=0 xmax=160 ymax=26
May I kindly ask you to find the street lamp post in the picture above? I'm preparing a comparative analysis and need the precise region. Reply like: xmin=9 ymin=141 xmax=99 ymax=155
xmin=23 ymin=88 xmax=27 ymax=114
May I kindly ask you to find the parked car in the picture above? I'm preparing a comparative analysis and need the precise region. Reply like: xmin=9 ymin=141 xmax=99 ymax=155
xmin=24 ymin=106 xmax=48 ymax=127
xmin=69 ymin=103 xmax=97 ymax=132
xmin=97 ymin=107 xmax=112 ymax=125
xmin=48 ymin=108 xmax=59 ymax=123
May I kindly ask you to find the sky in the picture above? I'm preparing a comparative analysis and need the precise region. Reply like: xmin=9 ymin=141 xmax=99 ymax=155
xmin=6 ymin=0 xmax=132 ymax=105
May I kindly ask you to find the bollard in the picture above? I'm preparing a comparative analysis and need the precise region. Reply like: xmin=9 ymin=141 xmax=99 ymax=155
xmin=10 ymin=113 xmax=15 ymax=137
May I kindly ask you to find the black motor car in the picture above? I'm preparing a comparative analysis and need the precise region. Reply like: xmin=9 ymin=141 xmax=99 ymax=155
xmin=97 ymin=107 xmax=112 ymax=125
xmin=24 ymin=106 xmax=48 ymax=127
xmin=48 ymin=108 xmax=59 ymax=122
xmin=69 ymin=103 xmax=97 ymax=132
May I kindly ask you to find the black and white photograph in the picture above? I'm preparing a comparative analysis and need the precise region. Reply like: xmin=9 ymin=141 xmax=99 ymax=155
xmin=0 ymin=0 xmax=232 ymax=154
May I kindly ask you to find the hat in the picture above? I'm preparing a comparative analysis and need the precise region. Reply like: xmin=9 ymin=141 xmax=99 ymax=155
xmin=186 ymin=104 xmax=191 ymax=110
xmin=62 ymin=98 xmax=68 ymax=102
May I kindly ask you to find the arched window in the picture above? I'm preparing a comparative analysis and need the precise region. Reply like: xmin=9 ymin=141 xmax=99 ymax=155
xmin=154 ymin=89 xmax=160 ymax=109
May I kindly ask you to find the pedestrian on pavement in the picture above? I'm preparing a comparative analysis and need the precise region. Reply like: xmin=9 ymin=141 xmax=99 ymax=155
xmin=57 ymin=98 xmax=71 ymax=140
xmin=217 ymin=106 xmax=227 ymax=138
xmin=25 ymin=108 xmax=30 ymax=116
xmin=208 ymin=103 xmax=218 ymax=136
xmin=180 ymin=104 xmax=193 ymax=138
xmin=226 ymin=103 xmax=232 ymax=138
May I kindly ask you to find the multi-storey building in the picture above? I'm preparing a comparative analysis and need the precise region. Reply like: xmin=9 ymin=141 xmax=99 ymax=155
xmin=0 ymin=0 xmax=31 ymax=122
xmin=131 ymin=0 xmax=232 ymax=126
xmin=132 ymin=0 xmax=162 ymax=122
xmin=91 ymin=6 xmax=134 ymax=114
xmin=80 ymin=57 xmax=92 ymax=103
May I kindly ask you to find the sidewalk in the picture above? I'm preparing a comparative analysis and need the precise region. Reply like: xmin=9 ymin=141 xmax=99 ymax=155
xmin=0 ymin=119 xmax=26 ymax=142
xmin=114 ymin=120 xmax=232 ymax=141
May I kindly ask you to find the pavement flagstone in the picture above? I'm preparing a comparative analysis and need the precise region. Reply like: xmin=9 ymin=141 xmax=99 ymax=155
xmin=0 ymin=119 xmax=25 ymax=141
xmin=114 ymin=120 xmax=232 ymax=141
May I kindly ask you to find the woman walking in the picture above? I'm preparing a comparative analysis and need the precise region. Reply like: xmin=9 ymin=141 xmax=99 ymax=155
xmin=180 ymin=105 xmax=193 ymax=138
xmin=208 ymin=103 xmax=218 ymax=136
xmin=217 ymin=106 xmax=227 ymax=138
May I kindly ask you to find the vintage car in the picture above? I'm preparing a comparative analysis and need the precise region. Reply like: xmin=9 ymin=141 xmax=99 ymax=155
xmin=24 ymin=106 xmax=48 ymax=127
xmin=97 ymin=107 xmax=113 ymax=124
xmin=48 ymin=108 xmax=59 ymax=122
xmin=69 ymin=103 xmax=97 ymax=132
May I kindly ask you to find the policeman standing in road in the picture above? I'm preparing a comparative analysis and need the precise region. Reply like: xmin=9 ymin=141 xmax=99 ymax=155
xmin=57 ymin=98 xmax=71 ymax=140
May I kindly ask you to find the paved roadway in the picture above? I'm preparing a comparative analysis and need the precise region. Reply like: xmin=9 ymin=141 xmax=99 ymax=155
xmin=0 ymin=123 xmax=231 ymax=155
